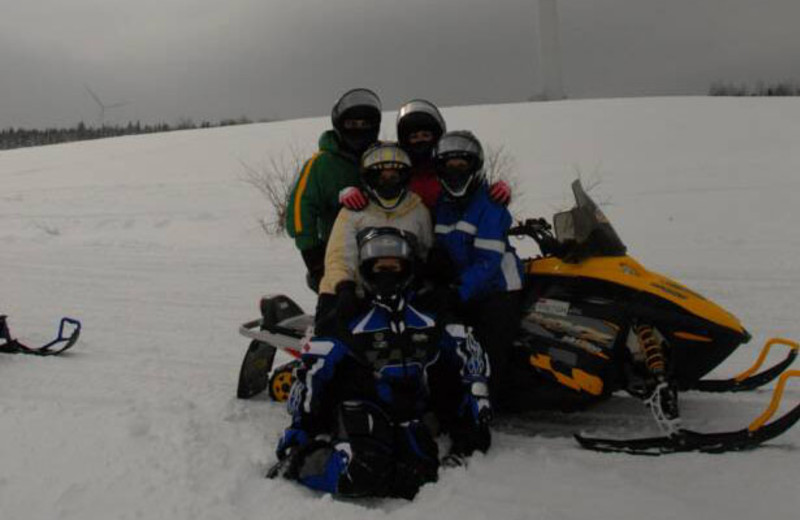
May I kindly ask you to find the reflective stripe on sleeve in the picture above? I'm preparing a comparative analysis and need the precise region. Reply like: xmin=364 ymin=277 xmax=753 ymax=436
xmin=435 ymin=221 xmax=477 ymax=235
xmin=434 ymin=223 xmax=454 ymax=234
xmin=474 ymin=237 xmax=506 ymax=254
xmin=455 ymin=221 xmax=477 ymax=234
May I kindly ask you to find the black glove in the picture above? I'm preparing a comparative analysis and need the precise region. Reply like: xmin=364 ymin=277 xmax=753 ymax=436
xmin=313 ymin=293 xmax=338 ymax=337
xmin=335 ymin=281 xmax=360 ymax=327
xmin=300 ymin=246 xmax=325 ymax=293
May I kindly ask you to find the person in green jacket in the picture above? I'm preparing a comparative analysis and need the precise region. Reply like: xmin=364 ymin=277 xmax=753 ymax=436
xmin=286 ymin=88 xmax=382 ymax=292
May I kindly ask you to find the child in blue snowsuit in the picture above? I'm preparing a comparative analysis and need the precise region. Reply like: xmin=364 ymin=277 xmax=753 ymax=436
xmin=271 ymin=228 xmax=492 ymax=499
xmin=431 ymin=131 xmax=525 ymax=406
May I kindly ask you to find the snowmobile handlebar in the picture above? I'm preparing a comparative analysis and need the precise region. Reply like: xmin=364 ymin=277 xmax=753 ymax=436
xmin=509 ymin=218 xmax=564 ymax=256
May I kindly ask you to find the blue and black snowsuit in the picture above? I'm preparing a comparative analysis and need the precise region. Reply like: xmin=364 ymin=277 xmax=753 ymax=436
xmin=275 ymin=296 xmax=491 ymax=499
xmin=433 ymin=182 xmax=525 ymax=403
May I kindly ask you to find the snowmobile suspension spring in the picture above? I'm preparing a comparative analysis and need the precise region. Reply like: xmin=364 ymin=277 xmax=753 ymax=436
xmin=635 ymin=324 xmax=666 ymax=376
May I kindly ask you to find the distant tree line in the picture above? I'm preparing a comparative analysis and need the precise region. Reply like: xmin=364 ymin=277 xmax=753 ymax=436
xmin=709 ymin=81 xmax=800 ymax=97
xmin=0 ymin=116 xmax=267 ymax=151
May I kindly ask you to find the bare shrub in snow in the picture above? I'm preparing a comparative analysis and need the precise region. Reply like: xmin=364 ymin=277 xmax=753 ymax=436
xmin=240 ymin=146 xmax=306 ymax=235
xmin=483 ymin=144 xmax=515 ymax=185
xmin=483 ymin=144 xmax=524 ymax=216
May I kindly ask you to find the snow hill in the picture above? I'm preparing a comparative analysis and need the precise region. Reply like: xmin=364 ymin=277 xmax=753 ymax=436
xmin=2 ymin=97 xmax=800 ymax=520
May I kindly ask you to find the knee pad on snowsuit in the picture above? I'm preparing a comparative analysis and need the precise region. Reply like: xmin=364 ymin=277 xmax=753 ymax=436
xmin=288 ymin=402 xmax=440 ymax=498
xmin=291 ymin=400 xmax=395 ymax=497
xmin=332 ymin=400 xmax=396 ymax=497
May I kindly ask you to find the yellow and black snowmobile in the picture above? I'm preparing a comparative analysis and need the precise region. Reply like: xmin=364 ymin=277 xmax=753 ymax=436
xmin=510 ymin=179 xmax=799 ymax=454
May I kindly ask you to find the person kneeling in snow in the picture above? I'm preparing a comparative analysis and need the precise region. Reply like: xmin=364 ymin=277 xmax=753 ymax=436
xmin=270 ymin=228 xmax=491 ymax=499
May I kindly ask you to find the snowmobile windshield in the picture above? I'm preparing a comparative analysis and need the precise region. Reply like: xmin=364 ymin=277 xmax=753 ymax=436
xmin=552 ymin=180 xmax=626 ymax=262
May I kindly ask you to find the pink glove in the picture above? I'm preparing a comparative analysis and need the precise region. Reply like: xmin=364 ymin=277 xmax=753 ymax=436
xmin=488 ymin=180 xmax=511 ymax=206
xmin=339 ymin=186 xmax=368 ymax=211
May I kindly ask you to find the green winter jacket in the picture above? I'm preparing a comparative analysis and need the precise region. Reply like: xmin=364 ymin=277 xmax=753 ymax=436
xmin=285 ymin=130 xmax=361 ymax=251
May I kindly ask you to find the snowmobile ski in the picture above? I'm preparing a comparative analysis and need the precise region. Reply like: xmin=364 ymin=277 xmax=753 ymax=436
xmin=576 ymin=370 xmax=800 ymax=455
xmin=237 ymin=340 xmax=277 ymax=399
xmin=0 ymin=315 xmax=81 ymax=357
xmin=689 ymin=337 xmax=798 ymax=393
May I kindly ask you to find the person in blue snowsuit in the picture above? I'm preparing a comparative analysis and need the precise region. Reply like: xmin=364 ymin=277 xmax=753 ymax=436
xmin=430 ymin=130 xmax=525 ymax=406
xmin=271 ymin=227 xmax=492 ymax=499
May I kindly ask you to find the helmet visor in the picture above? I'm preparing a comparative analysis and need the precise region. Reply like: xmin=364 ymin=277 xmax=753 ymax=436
xmin=435 ymin=132 xmax=482 ymax=159
xmin=335 ymin=89 xmax=382 ymax=119
xmin=359 ymin=231 xmax=414 ymax=264
xmin=362 ymin=144 xmax=412 ymax=170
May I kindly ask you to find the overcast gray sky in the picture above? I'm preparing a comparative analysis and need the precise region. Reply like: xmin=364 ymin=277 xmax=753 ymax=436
xmin=1 ymin=0 xmax=799 ymax=128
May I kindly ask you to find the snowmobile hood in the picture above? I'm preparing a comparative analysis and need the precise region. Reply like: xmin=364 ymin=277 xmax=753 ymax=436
xmin=527 ymin=255 xmax=746 ymax=335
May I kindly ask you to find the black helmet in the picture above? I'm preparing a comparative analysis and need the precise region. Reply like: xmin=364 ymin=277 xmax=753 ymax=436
xmin=434 ymin=130 xmax=485 ymax=199
xmin=331 ymin=88 xmax=382 ymax=156
xmin=357 ymin=227 xmax=417 ymax=309
xmin=396 ymin=99 xmax=446 ymax=163
xmin=360 ymin=142 xmax=413 ymax=210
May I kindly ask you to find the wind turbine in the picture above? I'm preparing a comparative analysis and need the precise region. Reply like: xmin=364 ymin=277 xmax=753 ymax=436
xmin=536 ymin=0 xmax=566 ymax=100
xmin=84 ymin=85 xmax=127 ymax=127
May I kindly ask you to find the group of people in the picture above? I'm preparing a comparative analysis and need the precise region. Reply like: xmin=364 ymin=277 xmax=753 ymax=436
xmin=273 ymin=88 xmax=526 ymax=499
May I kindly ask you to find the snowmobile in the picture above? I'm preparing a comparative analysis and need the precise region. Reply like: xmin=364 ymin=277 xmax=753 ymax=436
xmin=237 ymin=180 xmax=799 ymax=454
xmin=1 ymin=315 xmax=81 ymax=356
xmin=505 ymin=180 xmax=798 ymax=454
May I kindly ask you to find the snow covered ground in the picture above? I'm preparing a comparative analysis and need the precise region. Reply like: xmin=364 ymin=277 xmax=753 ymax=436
xmin=2 ymin=97 xmax=799 ymax=519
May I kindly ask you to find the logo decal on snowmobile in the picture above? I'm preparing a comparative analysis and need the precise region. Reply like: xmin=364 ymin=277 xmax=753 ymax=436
xmin=411 ymin=333 xmax=429 ymax=343
xmin=534 ymin=298 xmax=570 ymax=316
xmin=529 ymin=353 xmax=604 ymax=395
